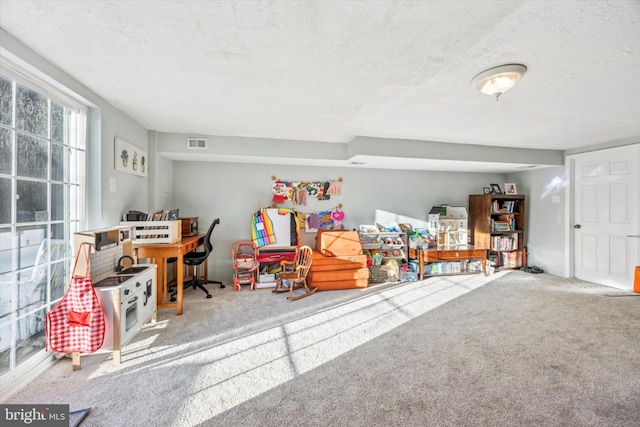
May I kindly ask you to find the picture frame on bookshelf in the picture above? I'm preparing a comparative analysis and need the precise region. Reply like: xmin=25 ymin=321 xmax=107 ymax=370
xmin=504 ymin=183 xmax=517 ymax=195
xmin=483 ymin=187 xmax=491 ymax=194
xmin=490 ymin=183 xmax=502 ymax=194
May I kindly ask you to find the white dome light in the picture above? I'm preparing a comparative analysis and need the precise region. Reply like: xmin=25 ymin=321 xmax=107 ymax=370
xmin=471 ymin=64 xmax=527 ymax=101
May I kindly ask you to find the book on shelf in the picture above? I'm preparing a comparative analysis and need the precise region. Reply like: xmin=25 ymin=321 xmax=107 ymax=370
xmin=491 ymin=234 xmax=518 ymax=251
xmin=500 ymin=251 xmax=522 ymax=268
xmin=493 ymin=221 xmax=511 ymax=231
xmin=492 ymin=199 xmax=519 ymax=214
xmin=504 ymin=214 xmax=516 ymax=229
xmin=502 ymin=200 xmax=516 ymax=213
xmin=491 ymin=215 xmax=516 ymax=230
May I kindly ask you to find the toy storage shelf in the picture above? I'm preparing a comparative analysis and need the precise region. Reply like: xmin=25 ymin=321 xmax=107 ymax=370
xmin=359 ymin=231 xmax=407 ymax=261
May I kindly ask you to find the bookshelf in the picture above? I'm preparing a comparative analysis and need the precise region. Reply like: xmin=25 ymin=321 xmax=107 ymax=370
xmin=469 ymin=193 xmax=526 ymax=269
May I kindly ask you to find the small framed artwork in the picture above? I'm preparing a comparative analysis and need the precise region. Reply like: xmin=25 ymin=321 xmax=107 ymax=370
xmin=305 ymin=214 xmax=319 ymax=233
xmin=483 ymin=187 xmax=491 ymax=194
xmin=490 ymin=183 xmax=502 ymax=194
xmin=115 ymin=137 xmax=148 ymax=177
xmin=504 ymin=183 xmax=517 ymax=195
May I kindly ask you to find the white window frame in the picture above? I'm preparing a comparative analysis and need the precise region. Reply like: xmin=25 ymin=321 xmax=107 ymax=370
xmin=0 ymin=50 xmax=88 ymax=397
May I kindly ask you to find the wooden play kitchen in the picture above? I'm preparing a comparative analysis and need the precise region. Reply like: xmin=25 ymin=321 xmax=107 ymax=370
xmin=69 ymin=226 xmax=158 ymax=369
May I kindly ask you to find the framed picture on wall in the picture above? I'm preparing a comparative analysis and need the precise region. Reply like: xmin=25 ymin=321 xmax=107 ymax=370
xmin=115 ymin=137 xmax=148 ymax=177
xmin=504 ymin=183 xmax=517 ymax=194
xmin=490 ymin=183 xmax=502 ymax=194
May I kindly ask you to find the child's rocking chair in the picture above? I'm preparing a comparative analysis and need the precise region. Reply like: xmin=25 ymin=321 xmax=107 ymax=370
xmin=272 ymin=245 xmax=317 ymax=300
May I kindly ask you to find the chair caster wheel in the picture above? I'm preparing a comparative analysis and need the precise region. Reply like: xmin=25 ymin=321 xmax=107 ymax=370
xmin=220 ymin=284 xmax=225 ymax=288
xmin=206 ymin=294 xmax=212 ymax=299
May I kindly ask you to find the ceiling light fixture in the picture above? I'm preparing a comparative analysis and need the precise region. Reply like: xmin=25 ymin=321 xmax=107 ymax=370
xmin=471 ymin=64 xmax=527 ymax=101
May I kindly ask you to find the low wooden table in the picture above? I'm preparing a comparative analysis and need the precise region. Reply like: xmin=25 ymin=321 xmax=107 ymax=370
xmin=133 ymin=234 xmax=206 ymax=315
xmin=410 ymin=246 xmax=488 ymax=281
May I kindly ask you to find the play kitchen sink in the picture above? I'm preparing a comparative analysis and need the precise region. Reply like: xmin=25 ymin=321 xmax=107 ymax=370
xmin=115 ymin=266 xmax=150 ymax=275
xmin=94 ymin=264 xmax=157 ymax=365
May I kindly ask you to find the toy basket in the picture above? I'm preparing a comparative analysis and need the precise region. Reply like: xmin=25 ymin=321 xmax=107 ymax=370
xmin=368 ymin=266 xmax=388 ymax=283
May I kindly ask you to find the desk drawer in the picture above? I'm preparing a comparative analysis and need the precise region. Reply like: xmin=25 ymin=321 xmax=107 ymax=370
xmin=438 ymin=249 xmax=486 ymax=260
xmin=409 ymin=248 xmax=439 ymax=262
xmin=184 ymin=241 xmax=200 ymax=252
xmin=422 ymin=251 xmax=440 ymax=262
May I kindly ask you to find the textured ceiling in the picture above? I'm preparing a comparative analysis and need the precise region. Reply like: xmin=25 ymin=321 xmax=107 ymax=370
xmin=1 ymin=0 xmax=639 ymax=171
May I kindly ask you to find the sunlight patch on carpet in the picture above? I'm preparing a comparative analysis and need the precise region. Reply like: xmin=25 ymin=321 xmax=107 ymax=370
xmin=176 ymin=271 xmax=509 ymax=424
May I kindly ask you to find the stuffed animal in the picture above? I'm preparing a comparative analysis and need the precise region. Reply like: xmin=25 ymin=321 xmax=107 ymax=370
xmin=383 ymin=259 xmax=399 ymax=281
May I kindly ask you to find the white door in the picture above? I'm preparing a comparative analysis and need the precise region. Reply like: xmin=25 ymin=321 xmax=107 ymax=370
xmin=572 ymin=144 xmax=639 ymax=290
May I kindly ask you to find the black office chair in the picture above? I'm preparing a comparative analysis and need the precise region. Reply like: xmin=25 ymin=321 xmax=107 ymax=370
xmin=170 ymin=218 xmax=224 ymax=301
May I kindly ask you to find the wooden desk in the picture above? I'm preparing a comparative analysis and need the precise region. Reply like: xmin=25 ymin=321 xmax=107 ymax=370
xmin=409 ymin=246 xmax=487 ymax=281
xmin=133 ymin=234 xmax=206 ymax=315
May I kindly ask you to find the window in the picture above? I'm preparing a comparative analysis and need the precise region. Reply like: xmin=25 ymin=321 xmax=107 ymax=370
xmin=0 ymin=60 xmax=86 ymax=382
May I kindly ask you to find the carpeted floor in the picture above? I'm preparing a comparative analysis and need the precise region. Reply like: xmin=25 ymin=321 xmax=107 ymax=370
xmin=4 ymin=270 xmax=640 ymax=426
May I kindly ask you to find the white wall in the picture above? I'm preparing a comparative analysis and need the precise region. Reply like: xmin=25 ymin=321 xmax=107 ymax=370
xmin=148 ymin=130 xmax=174 ymax=213
xmin=169 ymin=160 xmax=508 ymax=282
xmin=509 ymin=166 xmax=567 ymax=276
xmin=95 ymin=107 xmax=149 ymax=228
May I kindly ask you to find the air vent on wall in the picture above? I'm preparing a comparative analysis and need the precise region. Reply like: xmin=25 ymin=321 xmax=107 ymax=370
xmin=187 ymin=138 xmax=207 ymax=149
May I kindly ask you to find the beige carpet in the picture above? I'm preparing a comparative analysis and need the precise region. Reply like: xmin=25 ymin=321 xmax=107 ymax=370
xmin=4 ymin=270 xmax=640 ymax=426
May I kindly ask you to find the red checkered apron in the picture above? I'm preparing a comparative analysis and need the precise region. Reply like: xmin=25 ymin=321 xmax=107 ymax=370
xmin=46 ymin=242 xmax=105 ymax=353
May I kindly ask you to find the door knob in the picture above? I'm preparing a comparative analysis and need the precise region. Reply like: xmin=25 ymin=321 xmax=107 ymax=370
xmin=574 ymin=224 xmax=581 ymax=229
